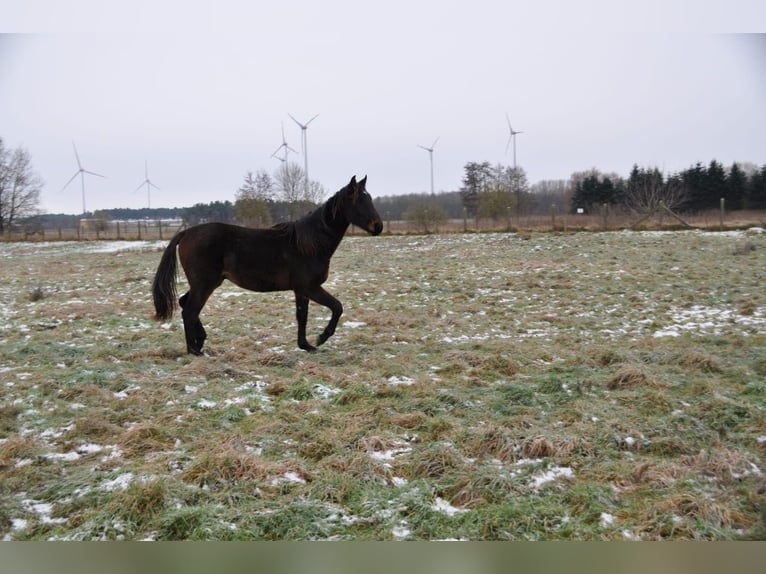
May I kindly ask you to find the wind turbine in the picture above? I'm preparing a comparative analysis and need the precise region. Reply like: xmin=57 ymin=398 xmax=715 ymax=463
xmin=505 ymin=114 xmax=523 ymax=170
xmin=288 ymin=113 xmax=319 ymax=195
xmin=61 ymin=141 xmax=105 ymax=215
xmin=417 ymin=137 xmax=439 ymax=195
xmin=133 ymin=160 xmax=160 ymax=209
xmin=271 ymin=122 xmax=298 ymax=164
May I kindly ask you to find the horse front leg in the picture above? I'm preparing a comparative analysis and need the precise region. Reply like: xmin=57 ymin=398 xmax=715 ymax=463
xmin=294 ymin=293 xmax=317 ymax=352
xmin=308 ymin=287 xmax=343 ymax=348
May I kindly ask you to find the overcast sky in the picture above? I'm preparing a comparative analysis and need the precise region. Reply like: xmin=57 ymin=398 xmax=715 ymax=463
xmin=1 ymin=1 xmax=765 ymax=215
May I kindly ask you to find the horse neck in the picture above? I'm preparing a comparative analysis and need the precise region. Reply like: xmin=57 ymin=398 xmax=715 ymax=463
xmin=320 ymin=194 xmax=350 ymax=251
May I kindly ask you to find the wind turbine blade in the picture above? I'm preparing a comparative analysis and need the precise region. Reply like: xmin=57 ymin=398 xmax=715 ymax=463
xmin=83 ymin=169 xmax=106 ymax=178
xmin=132 ymin=182 xmax=145 ymax=194
xmin=417 ymin=144 xmax=430 ymax=151
xmin=149 ymin=181 xmax=161 ymax=190
xmin=72 ymin=141 xmax=83 ymax=169
xmin=288 ymin=113 xmax=303 ymax=128
xmin=505 ymin=136 xmax=512 ymax=155
xmin=287 ymin=144 xmax=298 ymax=153
xmin=506 ymin=114 xmax=512 ymax=131
xmin=61 ymin=171 xmax=80 ymax=192
xmin=306 ymin=113 xmax=319 ymax=126
xmin=432 ymin=137 xmax=440 ymax=148
xmin=271 ymin=143 xmax=285 ymax=157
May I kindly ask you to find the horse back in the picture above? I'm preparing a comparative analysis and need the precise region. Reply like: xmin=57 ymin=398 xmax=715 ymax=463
xmin=177 ymin=222 xmax=327 ymax=293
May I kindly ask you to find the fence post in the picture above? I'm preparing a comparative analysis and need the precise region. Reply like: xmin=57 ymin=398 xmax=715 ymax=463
xmin=719 ymin=198 xmax=725 ymax=231
xmin=158 ymin=219 xmax=163 ymax=240
xmin=551 ymin=203 xmax=557 ymax=230
xmin=601 ymin=203 xmax=608 ymax=230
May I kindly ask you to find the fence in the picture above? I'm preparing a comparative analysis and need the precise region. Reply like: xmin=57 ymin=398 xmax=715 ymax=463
xmin=3 ymin=209 xmax=765 ymax=243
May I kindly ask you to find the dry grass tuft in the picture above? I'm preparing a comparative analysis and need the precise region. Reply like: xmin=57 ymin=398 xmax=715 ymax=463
xmin=522 ymin=436 xmax=555 ymax=458
xmin=71 ymin=418 xmax=123 ymax=440
xmin=464 ymin=425 xmax=517 ymax=462
xmin=181 ymin=443 xmax=278 ymax=486
xmin=119 ymin=424 xmax=171 ymax=457
xmin=0 ymin=405 xmax=21 ymax=433
xmin=257 ymin=352 xmax=295 ymax=367
xmin=390 ymin=412 xmax=427 ymax=430
xmin=657 ymin=493 xmax=739 ymax=529
xmin=409 ymin=443 xmax=467 ymax=479
xmin=685 ymin=448 xmax=762 ymax=483
xmin=0 ymin=435 xmax=41 ymax=464
xmin=607 ymin=366 xmax=664 ymax=390
xmin=679 ymin=351 xmax=722 ymax=373
xmin=630 ymin=460 xmax=687 ymax=488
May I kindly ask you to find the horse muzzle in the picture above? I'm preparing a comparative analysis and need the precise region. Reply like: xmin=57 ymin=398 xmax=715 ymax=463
xmin=368 ymin=219 xmax=383 ymax=235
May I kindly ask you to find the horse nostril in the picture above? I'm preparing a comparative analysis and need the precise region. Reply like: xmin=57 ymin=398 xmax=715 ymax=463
xmin=370 ymin=220 xmax=383 ymax=235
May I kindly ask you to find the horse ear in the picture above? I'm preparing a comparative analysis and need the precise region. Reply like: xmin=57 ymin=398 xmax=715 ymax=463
xmin=359 ymin=175 xmax=367 ymax=189
xmin=348 ymin=175 xmax=357 ymax=189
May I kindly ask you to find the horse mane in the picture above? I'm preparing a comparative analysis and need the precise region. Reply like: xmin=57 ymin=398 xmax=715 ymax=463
xmin=271 ymin=187 xmax=347 ymax=257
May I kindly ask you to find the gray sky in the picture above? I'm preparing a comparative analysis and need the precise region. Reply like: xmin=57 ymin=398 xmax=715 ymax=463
xmin=1 ymin=1 xmax=765 ymax=215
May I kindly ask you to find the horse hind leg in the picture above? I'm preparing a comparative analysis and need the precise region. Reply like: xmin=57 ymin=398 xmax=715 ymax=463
xmin=180 ymin=288 xmax=214 ymax=355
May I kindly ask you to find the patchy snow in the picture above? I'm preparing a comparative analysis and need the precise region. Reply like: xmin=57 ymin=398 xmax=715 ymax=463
xmin=432 ymin=497 xmax=468 ymax=516
xmin=387 ymin=375 xmax=416 ymax=386
xmin=102 ymin=472 xmax=135 ymax=492
xmin=344 ymin=321 xmax=367 ymax=329
xmin=369 ymin=447 xmax=412 ymax=463
xmin=600 ymin=512 xmax=616 ymax=527
xmin=529 ymin=465 xmax=575 ymax=489
xmin=654 ymin=305 xmax=766 ymax=338
xmin=197 ymin=399 xmax=217 ymax=409
xmin=392 ymin=522 xmax=412 ymax=540
xmin=270 ymin=471 xmax=306 ymax=486
xmin=313 ymin=383 xmax=341 ymax=399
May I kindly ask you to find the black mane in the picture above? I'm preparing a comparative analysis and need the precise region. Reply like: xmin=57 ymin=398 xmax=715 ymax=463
xmin=272 ymin=186 xmax=348 ymax=257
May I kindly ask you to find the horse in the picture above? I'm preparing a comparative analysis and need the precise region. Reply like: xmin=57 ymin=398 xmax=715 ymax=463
xmin=152 ymin=175 xmax=383 ymax=355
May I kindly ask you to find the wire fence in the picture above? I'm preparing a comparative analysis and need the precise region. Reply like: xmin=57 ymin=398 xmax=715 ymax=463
xmin=3 ymin=209 xmax=765 ymax=243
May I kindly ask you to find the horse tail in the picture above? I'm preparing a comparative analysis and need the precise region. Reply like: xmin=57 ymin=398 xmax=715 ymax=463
xmin=152 ymin=230 xmax=186 ymax=321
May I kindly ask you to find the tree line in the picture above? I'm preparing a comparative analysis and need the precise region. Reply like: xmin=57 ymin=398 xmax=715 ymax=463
xmin=569 ymin=160 xmax=766 ymax=215
xmin=2 ymin=132 xmax=765 ymax=234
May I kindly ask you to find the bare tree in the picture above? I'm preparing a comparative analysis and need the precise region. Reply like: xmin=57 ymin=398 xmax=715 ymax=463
xmin=273 ymin=162 xmax=325 ymax=219
xmin=0 ymin=139 xmax=44 ymax=234
xmin=234 ymin=170 xmax=273 ymax=228
xmin=274 ymin=162 xmax=306 ymax=205
xmin=624 ymin=167 xmax=687 ymax=215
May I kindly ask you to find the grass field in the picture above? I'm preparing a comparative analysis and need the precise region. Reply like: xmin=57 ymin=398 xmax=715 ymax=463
xmin=1 ymin=229 xmax=765 ymax=540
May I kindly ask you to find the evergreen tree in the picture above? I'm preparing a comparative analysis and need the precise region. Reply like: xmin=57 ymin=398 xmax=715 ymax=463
xmin=724 ymin=163 xmax=747 ymax=210
xmin=680 ymin=162 xmax=707 ymax=211
xmin=705 ymin=160 xmax=727 ymax=210
xmin=459 ymin=161 xmax=492 ymax=217
xmin=747 ymin=165 xmax=766 ymax=209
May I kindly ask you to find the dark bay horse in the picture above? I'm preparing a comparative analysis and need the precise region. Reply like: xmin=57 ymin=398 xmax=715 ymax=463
xmin=152 ymin=175 xmax=383 ymax=355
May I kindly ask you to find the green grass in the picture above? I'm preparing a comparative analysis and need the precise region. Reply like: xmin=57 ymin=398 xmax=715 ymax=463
xmin=0 ymin=230 xmax=764 ymax=540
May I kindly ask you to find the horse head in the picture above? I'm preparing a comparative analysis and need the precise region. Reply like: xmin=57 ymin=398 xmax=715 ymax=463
xmin=344 ymin=175 xmax=383 ymax=235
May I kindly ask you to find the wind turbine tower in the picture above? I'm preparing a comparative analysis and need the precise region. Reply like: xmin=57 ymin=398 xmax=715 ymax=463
xmin=133 ymin=160 xmax=160 ymax=209
xmin=271 ymin=122 xmax=298 ymax=164
xmin=61 ymin=141 xmax=105 ymax=215
xmin=505 ymin=114 xmax=523 ymax=170
xmin=288 ymin=113 xmax=319 ymax=196
xmin=417 ymin=137 xmax=440 ymax=195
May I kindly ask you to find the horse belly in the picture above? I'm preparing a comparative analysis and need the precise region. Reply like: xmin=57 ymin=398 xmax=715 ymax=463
xmin=226 ymin=268 xmax=290 ymax=292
